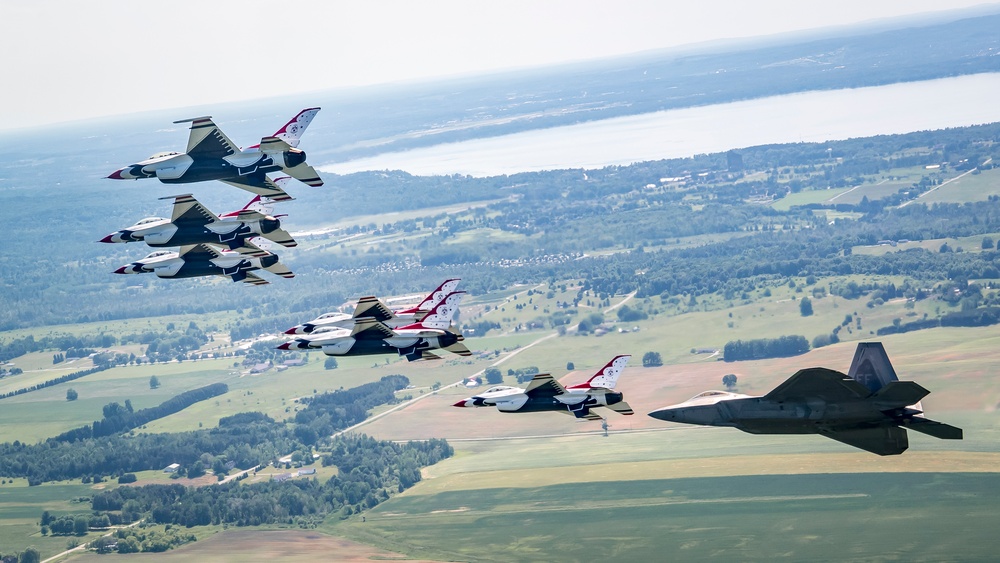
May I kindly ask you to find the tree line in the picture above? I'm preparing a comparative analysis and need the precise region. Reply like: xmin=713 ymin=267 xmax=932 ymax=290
xmin=0 ymin=376 xmax=411 ymax=485
xmin=51 ymin=383 xmax=229 ymax=443
xmin=723 ymin=336 xmax=810 ymax=362
xmin=86 ymin=435 xmax=452 ymax=531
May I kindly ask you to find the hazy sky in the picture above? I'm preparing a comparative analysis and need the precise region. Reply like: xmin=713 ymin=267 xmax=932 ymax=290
xmin=2 ymin=0 xmax=996 ymax=131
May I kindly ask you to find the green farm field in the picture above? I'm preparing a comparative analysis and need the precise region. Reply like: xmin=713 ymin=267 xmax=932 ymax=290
xmin=333 ymin=472 xmax=1000 ymax=562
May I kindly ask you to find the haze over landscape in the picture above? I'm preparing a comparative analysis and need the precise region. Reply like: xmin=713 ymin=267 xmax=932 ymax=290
xmin=2 ymin=3 xmax=1000 ymax=561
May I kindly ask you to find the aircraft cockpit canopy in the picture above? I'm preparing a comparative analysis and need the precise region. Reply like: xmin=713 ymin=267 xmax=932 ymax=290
xmin=316 ymin=312 xmax=346 ymax=321
xmin=484 ymin=386 xmax=515 ymax=394
xmin=690 ymin=390 xmax=732 ymax=400
xmin=148 ymin=151 xmax=181 ymax=160
xmin=136 ymin=217 xmax=166 ymax=225
xmin=143 ymin=250 xmax=174 ymax=259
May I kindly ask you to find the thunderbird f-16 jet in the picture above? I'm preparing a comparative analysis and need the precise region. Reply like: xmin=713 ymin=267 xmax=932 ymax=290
xmin=100 ymin=193 xmax=295 ymax=251
xmin=453 ymin=355 xmax=634 ymax=420
xmin=114 ymin=243 xmax=293 ymax=285
xmin=284 ymin=278 xmax=461 ymax=334
xmin=108 ymin=108 xmax=323 ymax=201
xmin=648 ymin=343 xmax=962 ymax=455
xmin=277 ymin=291 xmax=471 ymax=361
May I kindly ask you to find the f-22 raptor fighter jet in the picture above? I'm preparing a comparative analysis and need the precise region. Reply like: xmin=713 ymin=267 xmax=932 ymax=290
xmin=108 ymin=108 xmax=323 ymax=201
xmin=100 ymin=193 xmax=295 ymax=251
xmin=283 ymin=279 xmax=462 ymax=334
xmin=648 ymin=342 xmax=963 ymax=455
xmin=277 ymin=291 xmax=471 ymax=361
xmin=453 ymin=355 xmax=634 ymax=420
xmin=114 ymin=243 xmax=293 ymax=286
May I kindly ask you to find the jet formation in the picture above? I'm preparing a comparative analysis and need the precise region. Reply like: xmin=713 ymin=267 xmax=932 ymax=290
xmin=278 ymin=290 xmax=472 ymax=361
xmin=104 ymin=108 xmax=322 ymax=285
xmin=648 ymin=342 xmax=962 ymax=455
xmin=453 ymin=355 xmax=634 ymax=420
xmin=284 ymin=279 xmax=462 ymax=334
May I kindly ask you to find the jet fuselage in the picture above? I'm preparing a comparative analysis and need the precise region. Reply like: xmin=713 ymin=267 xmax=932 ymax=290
xmin=101 ymin=215 xmax=283 ymax=249
xmin=649 ymin=391 xmax=906 ymax=435
xmin=114 ymin=250 xmax=277 ymax=279
xmin=110 ymin=149 xmax=306 ymax=185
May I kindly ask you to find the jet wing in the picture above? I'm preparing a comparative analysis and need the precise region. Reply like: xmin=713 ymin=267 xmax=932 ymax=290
xmin=162 ymin=193 xmax=218 ymax=225
xmin=178 ymin=243 xmax=223 ymax=261
xmin=763 ymin=368 xmax=871 ymax=403
xmin=818 ymin=425 xmax=909 ymax=456
xmin=175 ymin=116 xmax=239 ymax=159
xmin=349 ymin=318 xmax=396 ymax=340
xmin=524 ymin=373 xmax=566 ymax=397
xmin=352 ymin=296 xmax=395 ymax=322
xmin=221 ymin=174 xmax=294 ymax=202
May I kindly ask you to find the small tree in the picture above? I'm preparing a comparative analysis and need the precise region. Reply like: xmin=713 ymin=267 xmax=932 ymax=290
xmin=484 ymin=367 xmax=503 ymax=384
xmin=18 ymin=547 xmax=41 ymax=563
xmin=799 ymin=296 xmax=813 ymax=317
xmin=149 ymin=375 xmax=160 ymax=389
xmin=642 ymin=351 xmax=663 ymax=367
xmin=66 ymin=388 xmax=78 ymax=402
xmin=324 ymin=357 xmax=339 ymax=370
xmin=982 ymin=236 xmax=995 ymax=250
xmin=722 ymin=374 xmax=738 ymax=390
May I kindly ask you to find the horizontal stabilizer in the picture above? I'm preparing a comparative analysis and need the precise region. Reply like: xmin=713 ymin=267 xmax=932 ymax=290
xmin=241 ymin=272 xmax=269 ymax=286
xmin=444 ymin=341 xmax=473 ymax=357
xmin=262 ymin=227 xmax=297 ymax=248
xmin=263 ymin=261 xmax=295 ymax=278
xmin=870 ymin=381 xmax=930 ymax=409
xmin=259 ymin=136 xmax=293 ymax=153
xmin=221 ymin=177 xmax=294 ymax=202
xmin=285 ymin=162 xmax=324 ymax=187
xmin=420 ymin=350 xmax=442 ymax=360
xmin=906 ymin=418 xmax=963 ymax=440
xmin=606 ymin=401 xmax=635 ymax=415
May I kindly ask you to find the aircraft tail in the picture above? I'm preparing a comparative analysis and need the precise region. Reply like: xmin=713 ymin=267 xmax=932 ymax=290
xmin=568 ymin=354 xmax=631 ymax=390
xmin=398 ymin=291 xmax=465 ymax=330
xmin=272 ymin=107 xmax=320 ymax=148
xmin=398 ymin=278 xmax=462 ymax=315
xmin=848 ymin=342 xmax=899 ymax=394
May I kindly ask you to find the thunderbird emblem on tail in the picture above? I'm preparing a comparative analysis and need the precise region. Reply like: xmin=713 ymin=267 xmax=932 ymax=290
xmin=647 ymin=343 xmax=962 ymax=455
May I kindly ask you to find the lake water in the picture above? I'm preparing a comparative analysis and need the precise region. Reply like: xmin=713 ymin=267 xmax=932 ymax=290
xmin=320 ymin=73 xmax=1000 ymax=177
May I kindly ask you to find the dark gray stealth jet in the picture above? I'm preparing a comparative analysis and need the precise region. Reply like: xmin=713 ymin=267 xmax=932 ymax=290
xmin=648 ymin=342 xmax=962 ymax=455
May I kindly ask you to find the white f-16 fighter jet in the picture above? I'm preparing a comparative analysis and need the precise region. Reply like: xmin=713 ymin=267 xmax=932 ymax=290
xmin=113 ymin=243 xmax=293 ymax=286
xmin=108 ymin=108 xmax=322 ymax=201
xmin=453 ymin=355 xmax=634 ymax=420
xmin=277 ymin=291 xmax=471 ymax=361
xmin=100 ymin=193 xmax=295 ymax=251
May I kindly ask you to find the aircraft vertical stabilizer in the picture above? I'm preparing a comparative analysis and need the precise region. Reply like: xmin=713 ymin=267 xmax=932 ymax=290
xmin=847 ymin=342 xmax=899 ymax=393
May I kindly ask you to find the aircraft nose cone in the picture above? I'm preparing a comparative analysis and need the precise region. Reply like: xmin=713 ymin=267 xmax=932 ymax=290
xmin=452 ymin=400 xmax=470 ymax=408
xmin=276 ymin=342 xmax=292 ymax=350
xmin=107 ymin=168 xmax=126 ymax=180
xmin=99 ymin=234 xmax=116 ymax=243
xmin=283 ymin=327 xmax=301 ymax=335
xmin=647 ymin=408 xmax=677 ymax=422
xmin=113 ymin=266 xmax=129 ymax=274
